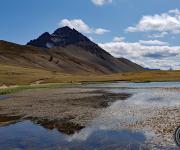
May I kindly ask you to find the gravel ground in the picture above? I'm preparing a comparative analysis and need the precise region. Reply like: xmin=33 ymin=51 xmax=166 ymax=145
xmin=97 ymin=87 xmax=180 ymax=148
xmin=0 ymin=88 xmax=131 ymax=128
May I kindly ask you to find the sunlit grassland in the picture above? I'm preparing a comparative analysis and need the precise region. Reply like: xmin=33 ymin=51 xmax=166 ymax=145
xmin=0 ymin=63 xmax=180 ymax=94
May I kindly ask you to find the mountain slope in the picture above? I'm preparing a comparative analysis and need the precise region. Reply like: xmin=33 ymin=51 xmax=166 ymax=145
xmin=118 ymin=58 xmax=144 ymax=71
xmin=0 ymin=40 xmax=105 ymax=74
xmin=26 ymin=26 xmax=144 ymax=73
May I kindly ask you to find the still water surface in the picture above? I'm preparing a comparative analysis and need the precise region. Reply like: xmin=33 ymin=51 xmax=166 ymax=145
xmin=0 ymin=82 xmax=180 ymax=150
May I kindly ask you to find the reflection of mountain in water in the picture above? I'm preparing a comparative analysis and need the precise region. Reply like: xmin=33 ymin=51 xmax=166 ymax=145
xmin=0 ymin=120 xmax=148 ymax=150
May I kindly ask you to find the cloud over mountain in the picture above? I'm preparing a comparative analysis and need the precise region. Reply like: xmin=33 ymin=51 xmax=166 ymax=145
xmin=91 ymin=0 xmax=112 ymax=6
xmin=94 ymin=28 xmax=110 ymax=35
xmin=59 ymin=19 xmax=110 ymax=35
xmin=99 ymin=38 xmax=180 ymax=70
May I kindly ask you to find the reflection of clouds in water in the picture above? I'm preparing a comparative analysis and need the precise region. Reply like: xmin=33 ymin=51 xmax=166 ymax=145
xmin=103 ymin=89 xmax=180 ymax=124
xmin=100 ymin=89 xmax=180 ymax=125
xmin=66 ymin=113 xmax=131 ymax=142
xmin=66 ymin=88 xmax=180 ymax=142
xmin=66 ymin=121 xmax=117 ymax=142
xmin=66 ymin=123 xmax=146 ymax=143
xmin=84 ymin=82 xmax=180 ymax=88
xmin=66 ymin=126 xmax=96 ymax=141
xmin=125 ymin=89 xmax=180 ymax=107
xmin=107 ymin=88 xmax=180 ymax=107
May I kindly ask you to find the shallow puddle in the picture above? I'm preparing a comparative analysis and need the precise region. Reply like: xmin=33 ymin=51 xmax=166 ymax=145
xmin=0 ymin=95 xmax=10 ymax=100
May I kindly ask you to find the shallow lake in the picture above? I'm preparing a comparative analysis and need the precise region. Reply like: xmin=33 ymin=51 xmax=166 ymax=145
xmin=0 ymin=82 xmax=180 ymax=150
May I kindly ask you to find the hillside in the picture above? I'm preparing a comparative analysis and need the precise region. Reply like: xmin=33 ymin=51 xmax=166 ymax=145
xmin=0 ymin=26 xmax=145 ymax=76
xmin=27 ymin=26 xmax=145 ymax=73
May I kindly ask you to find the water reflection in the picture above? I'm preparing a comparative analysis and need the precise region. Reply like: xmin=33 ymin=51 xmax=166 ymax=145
xmin=0 ymin=115 xmax=21 ymax=126
xmin=0 ymin=121 xmax=147 ymax=150
xmin=83 ymin=81 xmax=180 ymax=88
xmin=30 ymin=117 xmax=84 ymax=135
xmin=0 ymin=95 xmax=10 ymax=100
xmin=0 ymin=82 xmax=180 ymax=149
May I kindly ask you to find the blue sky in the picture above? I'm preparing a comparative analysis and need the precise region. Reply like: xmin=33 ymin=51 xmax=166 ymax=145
xmin=1 ymin=0 xmax=180 ymax=70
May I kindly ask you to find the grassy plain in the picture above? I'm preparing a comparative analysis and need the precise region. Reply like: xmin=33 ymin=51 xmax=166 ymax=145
xmin=0 ymin=63 xmax=180 ymax=94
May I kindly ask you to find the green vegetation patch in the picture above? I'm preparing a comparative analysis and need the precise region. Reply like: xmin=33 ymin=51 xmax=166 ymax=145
xmin=0 ymin=83 xmax=78 ymax=95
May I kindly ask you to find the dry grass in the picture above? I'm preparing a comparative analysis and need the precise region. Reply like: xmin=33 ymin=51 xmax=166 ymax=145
xmin=0 ymin=64 xmax=180 ymax=87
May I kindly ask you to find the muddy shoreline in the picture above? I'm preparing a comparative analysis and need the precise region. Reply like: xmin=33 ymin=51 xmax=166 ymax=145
xmin=0 ymin=88 xmax=131 ymax=132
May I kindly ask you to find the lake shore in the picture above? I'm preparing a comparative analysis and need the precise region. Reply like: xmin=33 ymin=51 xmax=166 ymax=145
xmin=0 ymin=85 xmax=179 ymax=148
xmin=0 ymin=88 xmax=131 ymax=131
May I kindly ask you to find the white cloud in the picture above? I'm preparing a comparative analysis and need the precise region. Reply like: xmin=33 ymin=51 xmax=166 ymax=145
xmin=94 ymin=28 xmax=110 ymax=35
xmin=59 ymin=19 xmax=110 ymax=35
xmin=139 ymin=40 xmax=168 ymax=46
xmin=88 ymin=36 xmax=94 ymax=41
xmin=113 ymin=36 xmax=125 ymax=42
xmin=91 ymin=0 xmax=112 ymax=6
xmin=126 ymin=9 xmax=180 ymax=35
xmin=99 ymin=38 xmax=180 ymax=70
xmin=59 ymin=19 xmax=92 ymax=34
xmin=148 ymin=32 xmax=168 ymax=38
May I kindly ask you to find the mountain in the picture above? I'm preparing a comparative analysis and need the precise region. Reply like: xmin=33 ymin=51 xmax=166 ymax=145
xmin=27 ymin=26 xmax=92 ymax=48
xmin=27 ymin=26 xmax=144 ymax=73
xmin=0 ymin=27 xmax=144 ymax=74
xmin=118 ymin=58 xmax=144 ymax=71
xmin=27 ymin=26 xmax=112 ymax=60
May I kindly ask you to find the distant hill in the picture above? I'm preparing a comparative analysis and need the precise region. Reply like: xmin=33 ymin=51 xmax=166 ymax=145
xmin=0 ymin=27 xmax=145 ymax=74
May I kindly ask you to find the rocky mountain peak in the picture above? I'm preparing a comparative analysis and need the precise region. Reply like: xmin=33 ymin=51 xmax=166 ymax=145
xmin=27 ymin=26 xmax=91 ymax=48
xmin=53 ymin=26 xmax=74 ymax=35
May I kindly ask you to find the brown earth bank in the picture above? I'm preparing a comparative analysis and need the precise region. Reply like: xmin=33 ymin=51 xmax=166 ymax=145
xmin=0 ymin=88 xmax=131 ymax=134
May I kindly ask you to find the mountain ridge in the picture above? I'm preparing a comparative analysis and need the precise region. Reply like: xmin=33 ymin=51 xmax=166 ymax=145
xmin=0 ymin=27 xmax=145 ymax=74
xmin=27 ymin=26 xmax=111 ymax=59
